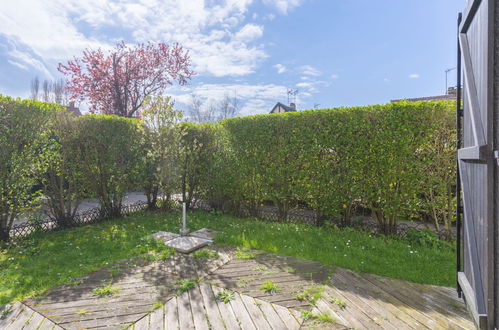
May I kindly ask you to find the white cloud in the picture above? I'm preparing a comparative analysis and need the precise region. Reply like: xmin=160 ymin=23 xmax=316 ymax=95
xmin=409 ymin=73 xmax=420 ymax=79
xmin=234 ymin=24 xmax=264 ymax=42
xmin=301 ymin=65 xmax=322 ymax=77
xmin=0 ymin=0 xmax=277 ymax=77
xmin=263 ymin=0 xmax=304 ymax=14
xmin=274 ymin=63 xmax=287 ymax=74
xmin=331 ymin=74 xmax=339 ymax=79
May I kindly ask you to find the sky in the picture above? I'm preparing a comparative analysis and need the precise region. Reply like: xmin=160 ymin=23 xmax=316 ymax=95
xmin=0 ymin=0 xmax=466 ymax=116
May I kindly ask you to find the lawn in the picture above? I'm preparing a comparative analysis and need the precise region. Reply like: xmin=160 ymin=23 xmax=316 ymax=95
xmin=0 ymin=209 xmax=455 ymax=305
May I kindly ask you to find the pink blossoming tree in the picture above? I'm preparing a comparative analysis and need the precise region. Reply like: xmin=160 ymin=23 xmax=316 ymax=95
xmin=58 ymin=41 xmax=194 ymax=117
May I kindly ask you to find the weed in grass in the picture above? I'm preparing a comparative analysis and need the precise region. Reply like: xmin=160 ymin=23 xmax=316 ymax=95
xmin=255 ymin=265 xmax=267 ymax=271
xmin=331 ymin=297 xmax=347 ymax=309
xmin=295 ymin=287 xmax=324 ymax=305
xmin=234 ymin=249 xmax=256 ymax=259
xmin=192 ymin=249 xmax=219 ymax=259
xmin=0 ymin=305 xmax=12 ymax=319
xmin=237 ymin=277 xmax=255 ymax=288
xmin=175 ymin=280 xmax=196 ymax=295
xmin=215 ymin=289 xmax=235 ymax=304
xmin=260 ymin=280 xmax=280 ymax=295
xmin=76 ymin=309 xmax=89 ymax=315
xmin=92 ymin=284 xmax=119 ymax=297
xmin=300 ymin=310 xmax=336 ymax=324
xmin=67 ymin=278 xmax=83 ymax=286
xmin=285 ymin=266 xmax=296 ymax=273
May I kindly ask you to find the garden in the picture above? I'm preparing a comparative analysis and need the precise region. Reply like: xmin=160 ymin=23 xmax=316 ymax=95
xmin=0 ymin=92 xmax=457 ymax=303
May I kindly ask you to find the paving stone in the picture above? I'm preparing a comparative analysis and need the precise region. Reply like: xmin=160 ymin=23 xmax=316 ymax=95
xmin=189 ymin=228 xmax=222 ymax=240
xmin=166 ymin=236 xmax=212 ymax=254
xmin=151 ymin=231 xmax=179 ymax=242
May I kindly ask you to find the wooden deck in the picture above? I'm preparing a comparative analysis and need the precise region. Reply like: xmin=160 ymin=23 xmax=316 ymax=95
xmin=0 ymin=248 xmax=475 ymax=329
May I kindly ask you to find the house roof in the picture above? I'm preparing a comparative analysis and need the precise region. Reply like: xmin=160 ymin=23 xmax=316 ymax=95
xmin=270 ymin=102 xmax=296 ymax=113
xmin=66 ymin=105 xmax=82 ymax=117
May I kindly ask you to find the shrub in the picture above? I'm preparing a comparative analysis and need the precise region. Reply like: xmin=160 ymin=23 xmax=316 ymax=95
xmin=205 ymin=101 xmax=455 ymax=232
xmin=72 ymin=115 xmax=144 ymax=218
xmin=0 ymin=95 xmax=62 ymax=241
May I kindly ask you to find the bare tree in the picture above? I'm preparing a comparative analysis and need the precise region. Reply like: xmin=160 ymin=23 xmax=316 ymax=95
xmin=53 ymin=79 xmax=66 ymax=105
xmin=42 ymin=80 xmax=52 ymax=102
xmin=217 ymin=92 xmax=239 ymax=120
xmin=188 ymin=94 xmax=204 ymax=123
xmin=30 ymin=77 xmax=39 ymax=100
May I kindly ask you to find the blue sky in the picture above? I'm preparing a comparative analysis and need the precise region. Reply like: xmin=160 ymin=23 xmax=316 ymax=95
xmin=0 ymin=0 xmax=465 ymax=116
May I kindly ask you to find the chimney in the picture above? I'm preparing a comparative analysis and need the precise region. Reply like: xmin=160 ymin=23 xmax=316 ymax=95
xmin=290 ymin=103 xmax=296 ymax=110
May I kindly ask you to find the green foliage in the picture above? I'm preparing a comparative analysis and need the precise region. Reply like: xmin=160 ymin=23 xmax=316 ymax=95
xmin=191 ymin=249 xmax=218 ymax=259
xmin=405 ymin=228 xmax=452 ymax=249
xmin=175 ymin=280 xmax=196 ymax=295
xmin=259 ymin=280 xmax=280 ymax=294
xmin=301 ymin=310 xmax=337 ymax=324
xmin=0 ymin=95 xmax=63 ymax=241
xmin=234 ymin=249 xmax=255 ymax=259
xmin=215 ymin=289 xmax=235 ymax=303
xmin=331 ymin=296 xmax=347 ymax=309
xmin=72 ymin=115 xmax=144 ymax=218
xmin=203 ymin=101 xmax=455 ymax=231
xmin=295 ymin=287 xmax=324 ymax=305
xmin=141 ymin=96 xmax=183 ymax=210
xmin=92 ymin=283 xmax=119 ymax=297
xmin=178 ymin=123 xmax=218 ymax=208
xmin=40 ymin=112 xmax=87 ymax=226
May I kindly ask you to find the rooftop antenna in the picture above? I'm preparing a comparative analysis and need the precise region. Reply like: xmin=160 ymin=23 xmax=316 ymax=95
xmin=287 ymin=88 xmax=298 ymax=105
xmin=445 ymin=67 xmax=456 ymax=94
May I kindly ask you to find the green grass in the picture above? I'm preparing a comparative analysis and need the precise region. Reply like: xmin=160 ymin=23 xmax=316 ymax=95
xmin=301 ymin=310 xmax=337 ymax=324
xmin=191 ymin=249 xmax=219 ymax=259
xmin=92 ymin=283 xmax=119 ymax=297
xmin=175 ymin=280 xmax=196 ymax=295
xmin=0 ymin=209 xmax=455 ymax=305
xmin=331 ymin=296 xmax=347 ymax=309
xmin=295 ymin=287 xmax=324 ymax=305
xmin=215 ymin=289 xmax=235 ymax=303
xmin=259 ymin=280 xmax=280 ymax=294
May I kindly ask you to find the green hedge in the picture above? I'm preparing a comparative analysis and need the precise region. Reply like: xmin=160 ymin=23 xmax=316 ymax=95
xmin=0 ymin=95 xmax=63 ymax=240
xmin=202 ymin=101 xmax=456 ymax=233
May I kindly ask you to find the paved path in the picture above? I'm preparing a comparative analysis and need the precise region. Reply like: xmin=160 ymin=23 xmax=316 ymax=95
xmin=14 ymin=192 xmax=148 ymax=226
xmin=0 ymin=247 xmax=475 ymax=329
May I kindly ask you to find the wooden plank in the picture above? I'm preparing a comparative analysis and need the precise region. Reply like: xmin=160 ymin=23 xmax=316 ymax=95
xmin=239 ymin=294 xmax=272 ymax=329
xmin=198 ymin=283 xmax=226 ymax=330
xmin=331 ymin=270 xmax=416 ymax=329
xmin=314 ymin=297 xmax=357 ymax=329
xmin=188 ymin=285 xmax=210 ymax=330
xmin=149 ymin=304 xmax=165 ymax=330
xmin=272 ymin=304 xmax=301 ymax=330
xmin=164 ymin=297 xmax=179 ymax=330
xmin=0 ymin=302 xmax=25 ymax=328
xmin=229 ymin=292 xmax=257 ymax=330
xmin=177 ymin=291 xmax=195 ymax=330
xmin=134 ymin=314 xmax=150 ymax=330
xmin=353 ymin=270 xmax=462 ymax=329
xmin=210 ymin=285 xmax=240 ymax=329
xmin=5 ymin=307 xmax=34 ymax=330
xmin=254 ymin=298 xmax=288 ymax=329
xmin=20 ymin=310 xmax=45 ymax=330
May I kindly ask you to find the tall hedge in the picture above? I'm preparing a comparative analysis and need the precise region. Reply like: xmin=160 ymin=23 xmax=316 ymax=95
xmin=201 ymin=101 xmax=455 ymax=233
xmin=0 ymin=95 xmax=63 ymax=240
xmin=72 ymin=115 xmax=144 ymax=218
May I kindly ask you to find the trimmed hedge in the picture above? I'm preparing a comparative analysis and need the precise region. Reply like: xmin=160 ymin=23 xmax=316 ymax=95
xmin=201 ymin=101 xmax=456 ymax=233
